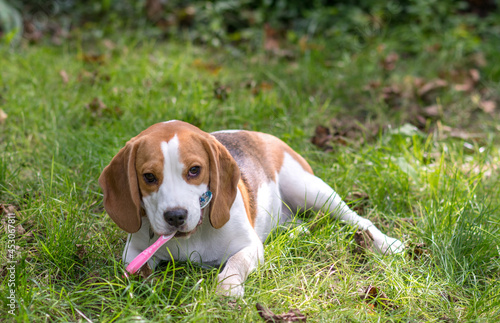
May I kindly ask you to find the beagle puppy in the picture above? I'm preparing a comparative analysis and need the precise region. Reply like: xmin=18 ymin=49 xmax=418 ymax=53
xmin=99 ymin=120 xmax=403 ymax=296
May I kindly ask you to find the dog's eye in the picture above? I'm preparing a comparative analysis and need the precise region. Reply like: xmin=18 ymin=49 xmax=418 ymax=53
xmin=143 ymin=173 xmax=157 ymax=184
xmin=188 ymin=166 xmax=200 ymax=177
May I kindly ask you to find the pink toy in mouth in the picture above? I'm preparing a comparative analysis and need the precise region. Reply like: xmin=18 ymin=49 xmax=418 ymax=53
xmin=125 ymin=232 xmax=176 ymax=274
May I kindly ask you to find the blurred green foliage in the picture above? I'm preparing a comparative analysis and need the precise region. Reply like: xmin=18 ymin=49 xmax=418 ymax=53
xmin=3 ymin=0 xmax=498 ymax=48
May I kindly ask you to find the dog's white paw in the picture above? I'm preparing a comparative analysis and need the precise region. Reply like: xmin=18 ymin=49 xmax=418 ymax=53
xmin=373 ymin=236 xmax=405 ymax=255
xmin=216 ymin=274 xmax=245 ymax=297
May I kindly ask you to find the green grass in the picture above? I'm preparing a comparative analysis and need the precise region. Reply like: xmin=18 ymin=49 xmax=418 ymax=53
xmin=1 ymin=24 xmax=500 ymax=322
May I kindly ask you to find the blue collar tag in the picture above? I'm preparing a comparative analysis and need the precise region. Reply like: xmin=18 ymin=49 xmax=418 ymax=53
xmin=199 ymin=191 xmax=213 ymax=209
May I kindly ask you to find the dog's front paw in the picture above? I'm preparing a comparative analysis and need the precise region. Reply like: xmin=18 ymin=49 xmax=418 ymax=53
xmin=217 ymin=274 xmax=245 ymax=297
xmin=373 ymin=236 xmax=405 ymax=255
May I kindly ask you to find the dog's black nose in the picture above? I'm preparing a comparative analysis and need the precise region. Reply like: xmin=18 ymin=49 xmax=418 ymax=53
xmin=164 ymin=208 xmax=187 ymax=227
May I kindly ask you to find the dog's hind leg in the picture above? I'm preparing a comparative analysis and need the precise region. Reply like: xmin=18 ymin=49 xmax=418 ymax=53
xmin=279 ymin=152 xmax=404 ymax=254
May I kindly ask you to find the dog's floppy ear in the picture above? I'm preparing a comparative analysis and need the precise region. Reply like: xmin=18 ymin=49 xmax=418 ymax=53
xmin=204 ymin=136 xmax=240 ymax=229
xmin=98 ymin=140 xmax=142 ymax=233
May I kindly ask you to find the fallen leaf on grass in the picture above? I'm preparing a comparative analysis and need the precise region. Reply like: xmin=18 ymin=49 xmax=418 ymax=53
xmin=0 ymin=109 xmax=7 ymax=124
xmin=23 ymin=20 xmax=43 ymax=43
xmin=264 ymin=23 xmax=282 ymax=53
xmin=422 ymin=104 xmax=441 ymax=117
xmin=363 ymin=80 xmax=381 ymax=91
xmin=249 ymin=81 xmax=274 ymax=96
xmin=425 ymin=43 xmax=442 ymax=53
xmin=213 ymin=82 xmax=230 ymax=101
xmin=138 ymin=263 xmax=153 ymax=279
xmin=1 ymin=204 xmax=18 ymax=218
xmin=263 ymin=24 xmax=295 ymax=59
xmin=380 ymin=52 xmax=399 ymax=71
xmin=76 ymin=244 xmax=88 ymax=260
xmin=310 ymin=125 xmax=333 ymax=152
xmin=102 ymin=39 xmax=116 ymax=50
xmin=192 ymin=59 xmax=221 ymax=75
xmin=452 ymin=69 xmax=480 ymax=92
xmin=86 ymin=97 xmax=107 ymax=114
xmin=256 ymin=303 xmax=306 ymax=323
xmin=345 ymin=189 xmax=370 ymax=215
xmin=359 ymin=285 xmax=396 ymax=310
xmin=381 ymin=84 xmax=401 ymax=105
xmin=353 ymin=230 xmax=374 ymax=254
xmin=298 ymin=36 xmax=324 ymax=52
xmin=59 ymin=70 xmax=69 ymax=84
xmin=407 ymin=242 xmax=429 ymax=260
xmin=478 ymin=100 xmax=496 ymax=114
xmin=449 ymin=128 xmax=483 ymax=141
xmin=227 ymin=299 xmax=242 ymax=311
xmin=311 ymin=118 xmax=382 ymax=151
xmin=80 ymin=53 xmax=107 ymax=64
xmin=418 ymin=79 xmax=448 ymax=97
xmin=1 ymin=204 xmax=28 ymax=246
xmin=85 ymin=98 xmax=123 ymax=118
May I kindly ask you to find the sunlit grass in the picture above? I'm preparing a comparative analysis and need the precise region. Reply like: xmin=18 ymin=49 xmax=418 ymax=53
xmin=1 ymin=29 xmax=499 ymax=321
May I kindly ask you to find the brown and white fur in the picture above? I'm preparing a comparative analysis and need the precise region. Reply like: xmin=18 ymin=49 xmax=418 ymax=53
xmin=99 ymin=120 xmax=403 ymax=297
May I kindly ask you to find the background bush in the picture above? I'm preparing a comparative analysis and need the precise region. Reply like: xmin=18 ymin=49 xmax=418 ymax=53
xmin=2 ymin=0 xmax=498 ymax=49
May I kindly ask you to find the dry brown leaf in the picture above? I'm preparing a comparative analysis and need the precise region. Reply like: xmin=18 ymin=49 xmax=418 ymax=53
xmin=138 ymin=263 xmax=153 ymax=279
xmin=192 ymin=59 xmax=221 ymax=75
xmin=449 ymin=128 xmax=481 ymax=141
xmin=248 ymin=81 xmax=274 ymax=95
xmin=470 ymin=52 xmax=487 ymax=67
xmin=76 ymin=244 xmax=87 ymax=260
xmin=359 ymin=285 xmax=395 ymax=309
xmin=0 ymin=109 xmax=7 ymax=124
xmin=214 ymin=83 xmax=230 ymax=101
xmin=16 ymin=223 xmax=26 ymax=235
xmin=380 ymin=52 xmax=399 ymax=71
xmin=264 ymin=24 xmax=281 ymax=52
xmin=263 ymin=24 xmax=295 ymax=59
xmin=298 ymin=36 xmax=324 ymax=52
xmin=453 ymin=69 xmax=480 ymax=92
xmin=346 ymin=189 xmax=370 ymax=215
xmin=363 ymin=80 xmax=381 ymax=91
xmin=469 ymin=68 xmax=480 ymax=83
xmin=227 ymin=299 xmax=242 ymax=311
xmin=102 ymin=39 xmax=116 ymax=50
xmin=310 ymin=125 xmax=333 ymax=152
xmin=418 ymin=79 xmax=448 ymax=97
xmin=353 ymin=230 xmax=374 ymax=254
xmin=1 ymin=204 xmax=17 ymax=217
xmin=422 ymin=104 xmax=441 ymax=117
xmin=80 ymin=53 xmax=106 ymax=64
xmin=86 ymin=97 xmax=107 ymax=114
xmin=425 ymin=43 xmax=442 ymax=53
xmin=479 ymin=100 xmax=496 ymax=114
xmin=84 ymin=97 xmax=122 ymax=119
xmin=381 ymin=84 xmax=402 ymax=106
xmin=1 ymin=204 xmax=26 ymax=241
xmin=256 ymin=303 xmax=306 ymax=323
xmin=454 ymin=82 xmax=474 ymax=92
xmin=59 ymin=70 xmax=69 ymax=84
xmin=23 ymin=20 xmax=43 ymax=42
xmin=407 ymin=242 xmax=429 ymax=260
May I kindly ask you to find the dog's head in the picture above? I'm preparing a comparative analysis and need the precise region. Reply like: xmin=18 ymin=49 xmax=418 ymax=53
xmin=98 ymin=121 xmax=240 ymax=236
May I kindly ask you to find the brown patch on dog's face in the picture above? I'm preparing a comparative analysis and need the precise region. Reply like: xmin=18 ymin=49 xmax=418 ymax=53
xmin=135 ymin=138 xmax=167 ymax=198
xmin=177 ymin=131 xmax=211 ymax=189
